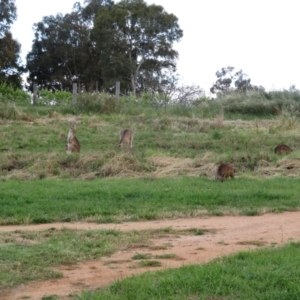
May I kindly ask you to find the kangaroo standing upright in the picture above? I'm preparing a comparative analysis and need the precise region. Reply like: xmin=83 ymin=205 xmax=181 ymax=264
xmin=66 ymin=122 xmax=80 ymax=154
xmin=118 ymin=129 xmax=134 ymax=149
xmin=216 ymin=163 xmax=236 ymax=182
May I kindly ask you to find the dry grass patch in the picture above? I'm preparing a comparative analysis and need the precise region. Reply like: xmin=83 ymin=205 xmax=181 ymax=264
xmin=103 ymin=259 xmax=131 ymax=265
xmin=237 ymin=240 xmax=267 ymax=247
xmin=99 ymin=153 xmax=150 ymax=178
xmin=149 ymin=244 xmax=173 ymax=250
xmin=154 ymin=253 xmax=178 ymax=259
xmin=47 ymin=111 xmax=64 ymax=119
xmin=255 ymin=159 xmax=300 ymax=178
xmin=149 ymin=156 xmax=195 ymax=178
xmin=0 ymin=102 xmax=33 ymax=121
xmin=149 ymin=154 xmax=217 ymax=178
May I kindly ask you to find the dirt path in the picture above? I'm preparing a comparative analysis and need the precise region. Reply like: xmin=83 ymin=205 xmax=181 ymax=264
xmin=1 ymin=211 xmax=300 ymax=300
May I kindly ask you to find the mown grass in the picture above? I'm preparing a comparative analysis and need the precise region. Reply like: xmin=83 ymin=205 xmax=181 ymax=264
xmin=1 ymin=92 xmax=300 ymax=297
xmin=79 ymin=242 xmax=300 ymax=300
xmin=1 ymin=177 xmax=300 ymax=225
xmin=0 ymin=227 xmax=207 ymax=289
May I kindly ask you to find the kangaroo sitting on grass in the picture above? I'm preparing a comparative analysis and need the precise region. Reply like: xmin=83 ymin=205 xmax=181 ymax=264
xmin=274 ymin=144 xmax=292 ymax=155
xmin=66 ymin=122 xmax=80 ymax=154
xmin=118 ymin=129 xmax=134 ymax=149
xmin=216 ymin=163 xmax=236 ymax=182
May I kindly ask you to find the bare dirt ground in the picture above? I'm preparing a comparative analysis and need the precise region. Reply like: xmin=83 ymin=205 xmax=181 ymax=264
xmin=1 ymin=211 xmax=300 ymax=300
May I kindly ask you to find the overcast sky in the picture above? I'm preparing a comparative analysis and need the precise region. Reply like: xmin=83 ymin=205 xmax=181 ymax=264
xmin=11 ymin=0 xmax=300 ymax=94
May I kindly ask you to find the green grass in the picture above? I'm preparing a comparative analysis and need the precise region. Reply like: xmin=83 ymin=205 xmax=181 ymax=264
xmin=0 ymin=105 xmax=298 ymax=180
xmin=1 ymin=94 xmax=300 ymax=297
xmin=132 ymin=253 xmax=152 ymax=260
xmin=0 ymin=228 xmax=117 ymax=288
xmin=138 ymin=260 xmax=162 ymax=267
xmin=154 ymin=253 xmax=177 ymax=259
xmin=79 ymin=242 xmax=300 ymax=300
xmin=0 ymin=226 xmax=208 ymax=289
xmin=1 ymin=177 xmax=300 ymax=225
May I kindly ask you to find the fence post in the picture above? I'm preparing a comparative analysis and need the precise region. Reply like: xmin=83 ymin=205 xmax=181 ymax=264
xmin=115 ymin=81 xmax=120 ymax=110
xmin=72 ymin=83 xmax=77 ymax=105
xmin=96 ymin=81 xmax=99 ymax=93
xmin=32 ymin=83 xmax=37 ymax=105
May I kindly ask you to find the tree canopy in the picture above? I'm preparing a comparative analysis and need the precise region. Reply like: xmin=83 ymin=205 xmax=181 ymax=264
xmin=91 ymin=0 xmax=183 ymax=94
xmin=0 ymin=0 xmax=24 ymax=89
xmin=26 ymin=0 xmax=183 ymax=94
xmin=26 ymin=1 xmax=115 ymax=92
xmin=0 ymin=0 xmax=17 ymax=35
xmin=26 ymin=9 xmax=102 ymax=92
xmin=210 ymin=66 xmax=264 ymax=96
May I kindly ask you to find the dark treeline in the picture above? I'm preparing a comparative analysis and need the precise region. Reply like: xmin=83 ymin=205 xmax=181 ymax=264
xmin=0 ymin=0 xmax=24 ymax=89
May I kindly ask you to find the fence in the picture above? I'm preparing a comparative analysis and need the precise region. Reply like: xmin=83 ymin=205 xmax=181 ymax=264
xmin=32 ymin=81 xmax=120 ymax=106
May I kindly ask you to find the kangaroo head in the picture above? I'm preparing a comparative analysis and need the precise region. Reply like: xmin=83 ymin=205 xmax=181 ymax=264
xmin=70 ymin=122 xmax=75 ymax=131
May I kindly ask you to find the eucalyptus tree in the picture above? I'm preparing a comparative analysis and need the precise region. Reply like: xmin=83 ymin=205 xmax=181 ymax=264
xmin=0 ymin=0 xmax=17 ymax=34
xmin=0 ymin=0 xmax=23 ymax=89
xmin=81 ymin=0 xmax=114 ymax=23
xmin=26 ymin=1 xmax=112 ymax=92
xmin=91 ymin=0 xmax=183 ymax=95
xmin=210 ymin=66 xmax=263 ymax=96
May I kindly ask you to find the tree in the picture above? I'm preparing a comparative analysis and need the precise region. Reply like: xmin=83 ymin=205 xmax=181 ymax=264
xmin=0 ymin=0 xmax=17 ymax=35
xmin=26 ymin=2 xmax=111 ymax=92
xmin=142 ymin=71 xmax=204 ymax=107
xmin=210 ymin=66 xmax=262 ymax=95
xmin=0 ymin=31 xmax=23 ymax=88
xmin=27 ymin=13 xmax=88 ymax=91
xmin=0 ymin=0 xmax=23 ymax=89
xmin=81 ymin=0 xmax=114 ymax=23
xmin=210 ymin=66 xmax=235 ymax=95
xmin=91 ymin=0 xmax=183 ymax=94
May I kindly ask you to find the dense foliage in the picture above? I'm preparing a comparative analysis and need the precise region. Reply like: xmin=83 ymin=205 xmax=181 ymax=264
xmin=0 ymin=0 xmax=16 ymax=34
xmin=91 ymin=0 xmax=183 ymax=94
xmin=210 ymin=66 xmax=265 ymax=95
xmin=26 ymin=1 xmax=113 ymax=92
xmin=26 ymin=0 xmax=183 ymax=95
xmin=0 ymin=0 xmax=24 ymax=88
xmin=0 ymin=82 xmax=30 ymax=102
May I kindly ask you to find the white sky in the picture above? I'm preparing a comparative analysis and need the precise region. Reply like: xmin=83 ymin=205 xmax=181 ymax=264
xmin=11 ymin=0 xmax=300 ymax=94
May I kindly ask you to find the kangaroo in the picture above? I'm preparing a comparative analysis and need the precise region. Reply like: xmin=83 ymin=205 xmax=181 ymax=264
xmin=274 ymin=144 xmax=292 ymax=155
xmin=118 ymin=129 xmax=134 ymax=149
xmin=216 ymin=163 xmax=236 ymax=182
xmin=66 ymin=122 xmax=80 ymax=154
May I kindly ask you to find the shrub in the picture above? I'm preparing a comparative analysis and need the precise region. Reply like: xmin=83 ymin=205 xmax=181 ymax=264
xmin=75 ymin=93 xmax=116 ymax=114
xmin=0 ymin=83 xmax=30 ymax=103
xmin=221 ymin=90 xmax=300 ymax=116
xmin=38 ymin=89 xmax=72 ymax=105
xmin=0 ymin=100 xmax=31 ymax=120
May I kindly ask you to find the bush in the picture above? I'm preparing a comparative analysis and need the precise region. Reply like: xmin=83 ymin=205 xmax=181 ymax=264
xmin=38 ymin=89 xmax=72 ymax=105
xmin=220 ymin=90 xmax=300 ymax=116
xmin=0 ymin=100 xmax=31 ymax=120
xmin=75 ymin=92 xmax=116 ymax=114
xmin=0 ymin=83 xmax=30 ymax=103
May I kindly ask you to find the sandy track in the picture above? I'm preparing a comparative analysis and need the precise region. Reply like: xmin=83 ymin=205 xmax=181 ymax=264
xmin=1 ymin=211 xmax=300 ymax=300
